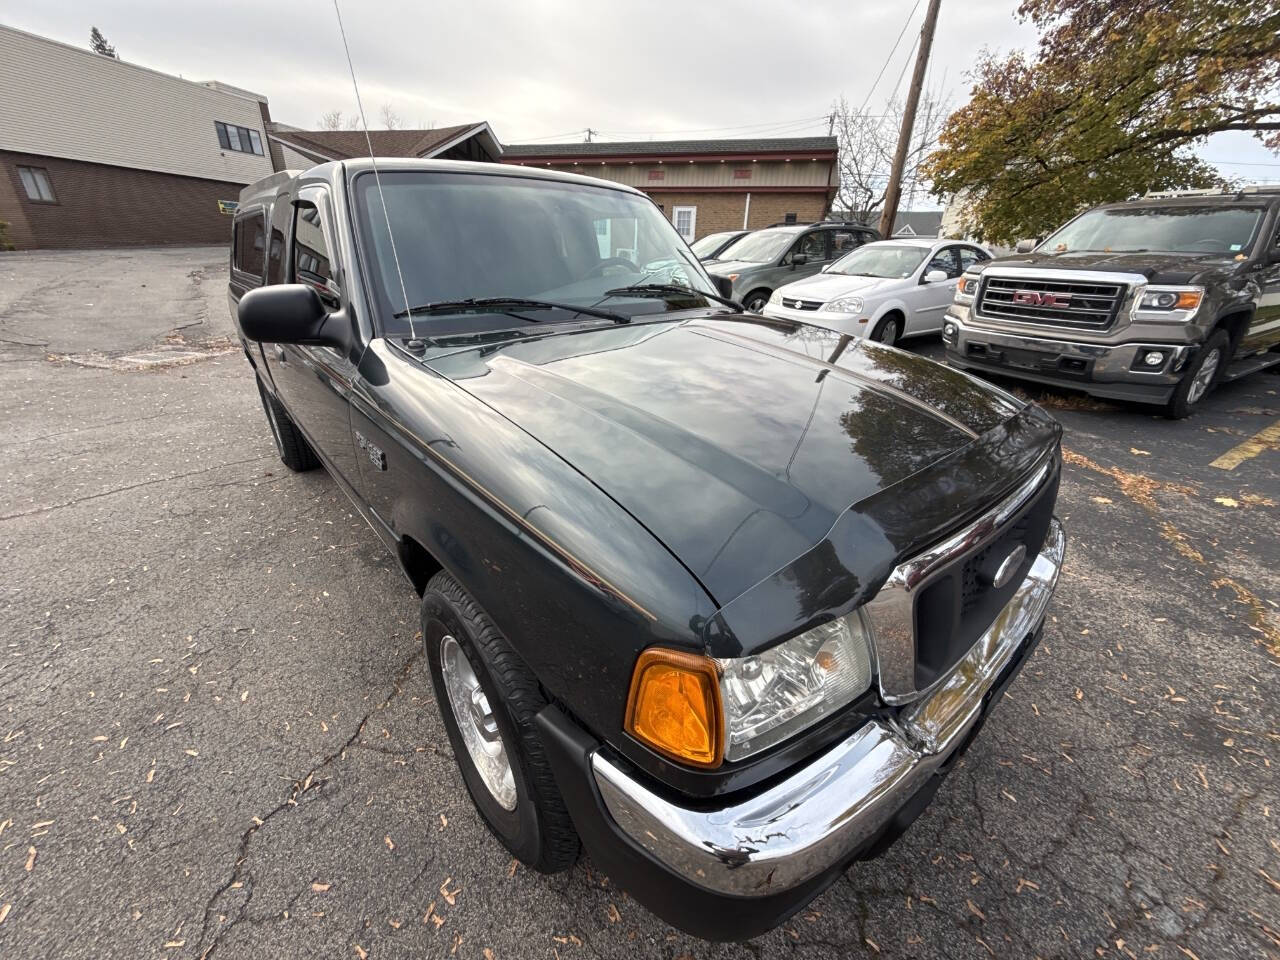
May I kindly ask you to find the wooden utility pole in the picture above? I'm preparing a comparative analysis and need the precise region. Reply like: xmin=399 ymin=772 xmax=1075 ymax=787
xmin=878 ymin=0 xmax=942 ymax=239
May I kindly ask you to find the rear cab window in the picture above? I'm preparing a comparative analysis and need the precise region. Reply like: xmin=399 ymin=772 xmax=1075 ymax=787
xmin=232 ymin=210 xmax=267 ymax=283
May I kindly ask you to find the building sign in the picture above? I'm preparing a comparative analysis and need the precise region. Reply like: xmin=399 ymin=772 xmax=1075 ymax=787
xmin=217 ymin=200 xmax=239 ymax=215
xmin=647 ymin=169 xmax=665 ymax=181
xmin=733 ymin=168 xmax=752 ymax=179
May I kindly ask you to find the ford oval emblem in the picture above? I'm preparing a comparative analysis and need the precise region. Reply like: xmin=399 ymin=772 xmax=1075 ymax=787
xmin=992 ymin=544 xmax=1027 ymax=589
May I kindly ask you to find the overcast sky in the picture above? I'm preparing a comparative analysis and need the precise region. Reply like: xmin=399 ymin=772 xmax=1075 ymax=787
xmin=6 ymin=0 xmax=1276 ymax=182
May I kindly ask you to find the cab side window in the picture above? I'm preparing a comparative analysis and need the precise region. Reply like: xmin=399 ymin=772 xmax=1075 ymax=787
xmin=266 ymin=227 xmax=286 ymax=285
xmin=292 ymin=201 xmax=340 ymax=308
xmin=232 ymin=212 xmax=266 ymax=281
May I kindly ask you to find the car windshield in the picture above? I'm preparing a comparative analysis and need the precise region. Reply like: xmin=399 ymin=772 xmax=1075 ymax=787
xmin=718 ymin=229 xmax=796 ymax=263
xmin=689 ymin=232 xmax=737 ymax=257
xmin=1040 ymin=205 xmax=1265 ymax=255
xmin=352 ymin=170 xmax=721 ymax=336
xmin=828 ymin=243 xmax=930 ymax=278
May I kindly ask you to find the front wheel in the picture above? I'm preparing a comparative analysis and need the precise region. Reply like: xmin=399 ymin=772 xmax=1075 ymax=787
xmin=743 ymin=289 xmax=771 ymax=313
xmin=256 ymin=378 xmax=319 ymax=472
xmin=870 ymin=314 xmax=901 ymax=346
xmin=1164 ymin=330 xmax=1227 ymax=419
xmin=422 ymin=572 xmax=579 ymax=872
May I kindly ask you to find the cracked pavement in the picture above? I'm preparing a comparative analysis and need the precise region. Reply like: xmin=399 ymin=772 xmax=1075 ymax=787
xmin=1 ymin=247 xmax=1277 ymax=959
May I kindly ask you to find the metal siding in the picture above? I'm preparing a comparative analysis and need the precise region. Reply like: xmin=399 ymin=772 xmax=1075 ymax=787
xmin=537 ymin=160 xmax=831 ymax=190
xmin=0 ymin=25 xmax=274 ymax=185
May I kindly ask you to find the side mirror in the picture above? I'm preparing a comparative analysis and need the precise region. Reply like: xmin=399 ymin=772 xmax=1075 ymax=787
xmin=238 ymin=284 xmax=349 ymax=350
xmin=711 ymin=275 xmax=736 ymax=300
xmin=1014 ymin=238 xmax=1039 ymax=254
xmin=922 ymin=269 xmax=949 ymax=284
xmin=791 ymin=254 xmax=809 ymax=268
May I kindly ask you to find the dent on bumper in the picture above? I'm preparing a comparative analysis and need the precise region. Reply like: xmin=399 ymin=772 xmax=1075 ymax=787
xmin=591 ymin=517 xmax=1065 ymax=898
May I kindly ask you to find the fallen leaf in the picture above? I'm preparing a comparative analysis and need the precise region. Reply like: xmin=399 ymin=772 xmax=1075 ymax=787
xmin=1091 ymin=496 xmax=1114 ymax=505
xmin=440 ymin=877 xmax=460 ymax=906
xmin=164 ymin=941 xmax=185 ymax=949
xmin=311 ymin=882 xmax=331 ymax=893
xmin=1214 ymin=496 xmax=1239 ymax=508
xmin=25 ymin=846 xmax=36 ymax=872
xmin=967 ymin=899 xmax=986 ymax=921
xmin=607 ymin=903 xmax=620 ymax=923
xmin=1129 ymin=448 xmax=1151 ymax=456
xmin=384 ymin=834 xmax=395 ymax=852
xmin=354 ymin=946 xmax=367 ymax=960
xmin=507 ymin=859 xmax=518 ymax=879
xmin=0 ymin=903 xmax=10 ymax=925
xmin=484 ymin=950 xmax=495 ymax=960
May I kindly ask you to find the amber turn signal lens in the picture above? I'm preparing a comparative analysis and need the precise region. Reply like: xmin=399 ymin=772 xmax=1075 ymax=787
xmin=1175 ymin=290 xmax=1203 ymax=310
xmin=624 ymin=649 xmax=723 ymax=768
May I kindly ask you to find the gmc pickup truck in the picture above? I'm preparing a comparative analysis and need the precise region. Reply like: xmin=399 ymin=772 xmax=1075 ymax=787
xmin=228 ymin=158 xmax=1065 ymax=940
xmin=944 ymin=187 xmax=1280 ymax=418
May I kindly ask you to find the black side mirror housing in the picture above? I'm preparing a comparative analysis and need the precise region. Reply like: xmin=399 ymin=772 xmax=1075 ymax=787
xmin=711 ymin=275 xmax=735 ymax=300
xmin=238 ymin=284 xmax=349 ymax=350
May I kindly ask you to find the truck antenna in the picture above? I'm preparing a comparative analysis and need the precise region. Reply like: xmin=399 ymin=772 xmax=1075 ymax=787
xmin=332 ymin=0 xmax=420 ymax=344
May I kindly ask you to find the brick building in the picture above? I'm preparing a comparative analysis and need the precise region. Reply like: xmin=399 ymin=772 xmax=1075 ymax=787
xmin=500 ymin=137 xmax=839 ymax=242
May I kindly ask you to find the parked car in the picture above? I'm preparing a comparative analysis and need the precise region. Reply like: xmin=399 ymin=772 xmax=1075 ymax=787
xmin=945 ymin=186 xmax=1280 ymax=418
xmin=228 ymin=159 xmax=1064 ymax=941
xmin=705 ymin=221 xmax=881 ymax=312
xmin=688 ymin=229 xmax=752 ymax=262
xmin=763 ymin=238 xmax=992 ymax=344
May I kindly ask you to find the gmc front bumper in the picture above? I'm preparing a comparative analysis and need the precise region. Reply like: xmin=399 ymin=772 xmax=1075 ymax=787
xmin=943 ymin=313 xmax=1196 ymax=404
xmin=537 ymin=518 xmax=1065 ymax=940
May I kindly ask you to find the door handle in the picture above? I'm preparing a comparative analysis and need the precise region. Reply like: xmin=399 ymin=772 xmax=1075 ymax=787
xmin=274 ymin=345 xmax=286 ymax=363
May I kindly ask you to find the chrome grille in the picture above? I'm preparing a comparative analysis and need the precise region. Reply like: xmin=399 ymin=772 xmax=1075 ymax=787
xmin=977 ymin=276 xmax=1126 ymax=330
xmin=781 ymin=296 xmax=822 ymax=311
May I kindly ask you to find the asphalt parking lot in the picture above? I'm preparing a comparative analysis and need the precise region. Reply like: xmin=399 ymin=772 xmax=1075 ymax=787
xmin=1 ymin=246 xmax=1277 ymax=960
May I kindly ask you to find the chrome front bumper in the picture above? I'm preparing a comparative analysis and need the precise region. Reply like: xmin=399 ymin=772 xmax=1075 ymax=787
xmin=591 ymin=517 xmax=1065 ymax=897
xmin=944 ymin=312 xmax=1195 ymax=388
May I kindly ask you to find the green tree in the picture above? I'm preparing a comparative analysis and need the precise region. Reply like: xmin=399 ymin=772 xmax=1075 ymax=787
xmin=89 ymin=26 xmax=117 ymax=59
xmin=925 ymin=0 xmax=1280 ymax=244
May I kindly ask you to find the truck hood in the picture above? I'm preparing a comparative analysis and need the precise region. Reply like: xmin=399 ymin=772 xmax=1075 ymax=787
xmin=978 ymin=250 xmax=1243 ymax=285
xmin=424 ymin=315 xmax=1040 ymax=607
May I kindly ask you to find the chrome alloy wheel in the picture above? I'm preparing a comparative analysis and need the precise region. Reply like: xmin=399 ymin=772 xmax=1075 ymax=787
xmin=1188 ymin=346 xmax=1221 ymax=404
xmin=440 ymin=634 xmax=518 ymax=811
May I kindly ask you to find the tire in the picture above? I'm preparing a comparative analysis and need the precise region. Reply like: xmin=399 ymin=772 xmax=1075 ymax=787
xmin=1164 ymin=330 xmax=1228 ymax=420
xmin=421 ymin=571 xmax=579 ymax=872
xmin=256 ymin=378 xmax=320 ymax=471
xmin=743 ymin=289 xmax=771 ymax=313
xmin=870 ymin=313 xmax=902 ymax=346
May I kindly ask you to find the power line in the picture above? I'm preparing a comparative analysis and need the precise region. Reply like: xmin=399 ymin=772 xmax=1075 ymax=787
xmin=857 ymin=0 xmax=925 ymax=114
xmin=1205 ymin=157 xmax=1280 ymax=167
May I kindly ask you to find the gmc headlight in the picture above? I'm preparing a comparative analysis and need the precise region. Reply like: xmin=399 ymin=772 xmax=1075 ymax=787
xmin=1132 ymin=285 xmax=1203 ymax=321
xmin=821 ymin=296 xmax=864 ymax=314
xmin=716 ymin=611 xmax=872 ymax=761
xmin=955 ymin=274 xmax=979 ymax=303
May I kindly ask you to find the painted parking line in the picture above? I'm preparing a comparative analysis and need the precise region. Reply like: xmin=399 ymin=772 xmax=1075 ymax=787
xmin=1209 ymin=418 xmax=1280 ymax=470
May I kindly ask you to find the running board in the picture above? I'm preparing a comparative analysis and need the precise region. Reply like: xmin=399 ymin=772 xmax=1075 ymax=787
xmin=1222 ymin=352 xmax=1280 ymax=382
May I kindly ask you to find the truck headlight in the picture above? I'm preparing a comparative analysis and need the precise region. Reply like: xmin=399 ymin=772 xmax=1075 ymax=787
xmin=955 ymin=274 xmax=979 ymax=303
xmin=1133 ymin=285 xmax=1203 ymax=320
xmin=716 ymin=612 xmax=872 ymax=762
xmin=821 ymin=296 xmax=864 ymax=314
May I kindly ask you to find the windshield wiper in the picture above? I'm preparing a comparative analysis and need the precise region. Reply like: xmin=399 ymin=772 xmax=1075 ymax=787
xmin=602 ymin=284 xmax=743 ymax=312
xmin=393 ymin=297 xmax=629 ymax=324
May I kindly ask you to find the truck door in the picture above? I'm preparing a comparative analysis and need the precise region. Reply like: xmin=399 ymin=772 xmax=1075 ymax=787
xmin=1245 ymin=218 xmax=1280 ymax=352
xmin=265 ymin=185 xmax=363 ymax=488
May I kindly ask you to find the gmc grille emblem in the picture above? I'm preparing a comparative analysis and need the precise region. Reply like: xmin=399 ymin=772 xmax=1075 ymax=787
xmin=1013 ymin=290 xmax=1071 ymax=307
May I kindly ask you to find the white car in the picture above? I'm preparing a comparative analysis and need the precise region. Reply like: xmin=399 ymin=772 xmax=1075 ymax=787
xmin=762 ymin=238 xmax=992 ymax=344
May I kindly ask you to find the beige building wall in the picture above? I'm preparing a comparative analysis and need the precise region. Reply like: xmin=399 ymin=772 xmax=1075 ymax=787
xmin=0 ymin=24 xmax=274 ymax=185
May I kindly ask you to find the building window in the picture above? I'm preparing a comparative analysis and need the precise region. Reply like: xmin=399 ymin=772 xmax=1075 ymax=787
xmin=18 ymin=166 xmax=56 ymax=203
xmin=672 ymin=205 xmax=697 ymax=242
xmin=215 ymin=121 xmax=265 ymax=156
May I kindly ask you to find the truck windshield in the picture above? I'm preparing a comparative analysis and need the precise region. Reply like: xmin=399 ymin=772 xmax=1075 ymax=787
xmin=1040 ymin=205 xmax=1264 ymax=256
xmin=828 ymin=243 xmax=929 ymax=278
xmin=351 ymin=170 xmax=720 ymax=335
xmin=718 ymin=229 xmax=796 ymax=263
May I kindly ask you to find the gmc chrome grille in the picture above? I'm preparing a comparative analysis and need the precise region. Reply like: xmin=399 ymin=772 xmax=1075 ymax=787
xmin=977 ymin=276 xmax=1127 ymax=330
xmin=781 ymin=296 xmax=822 ymax=311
